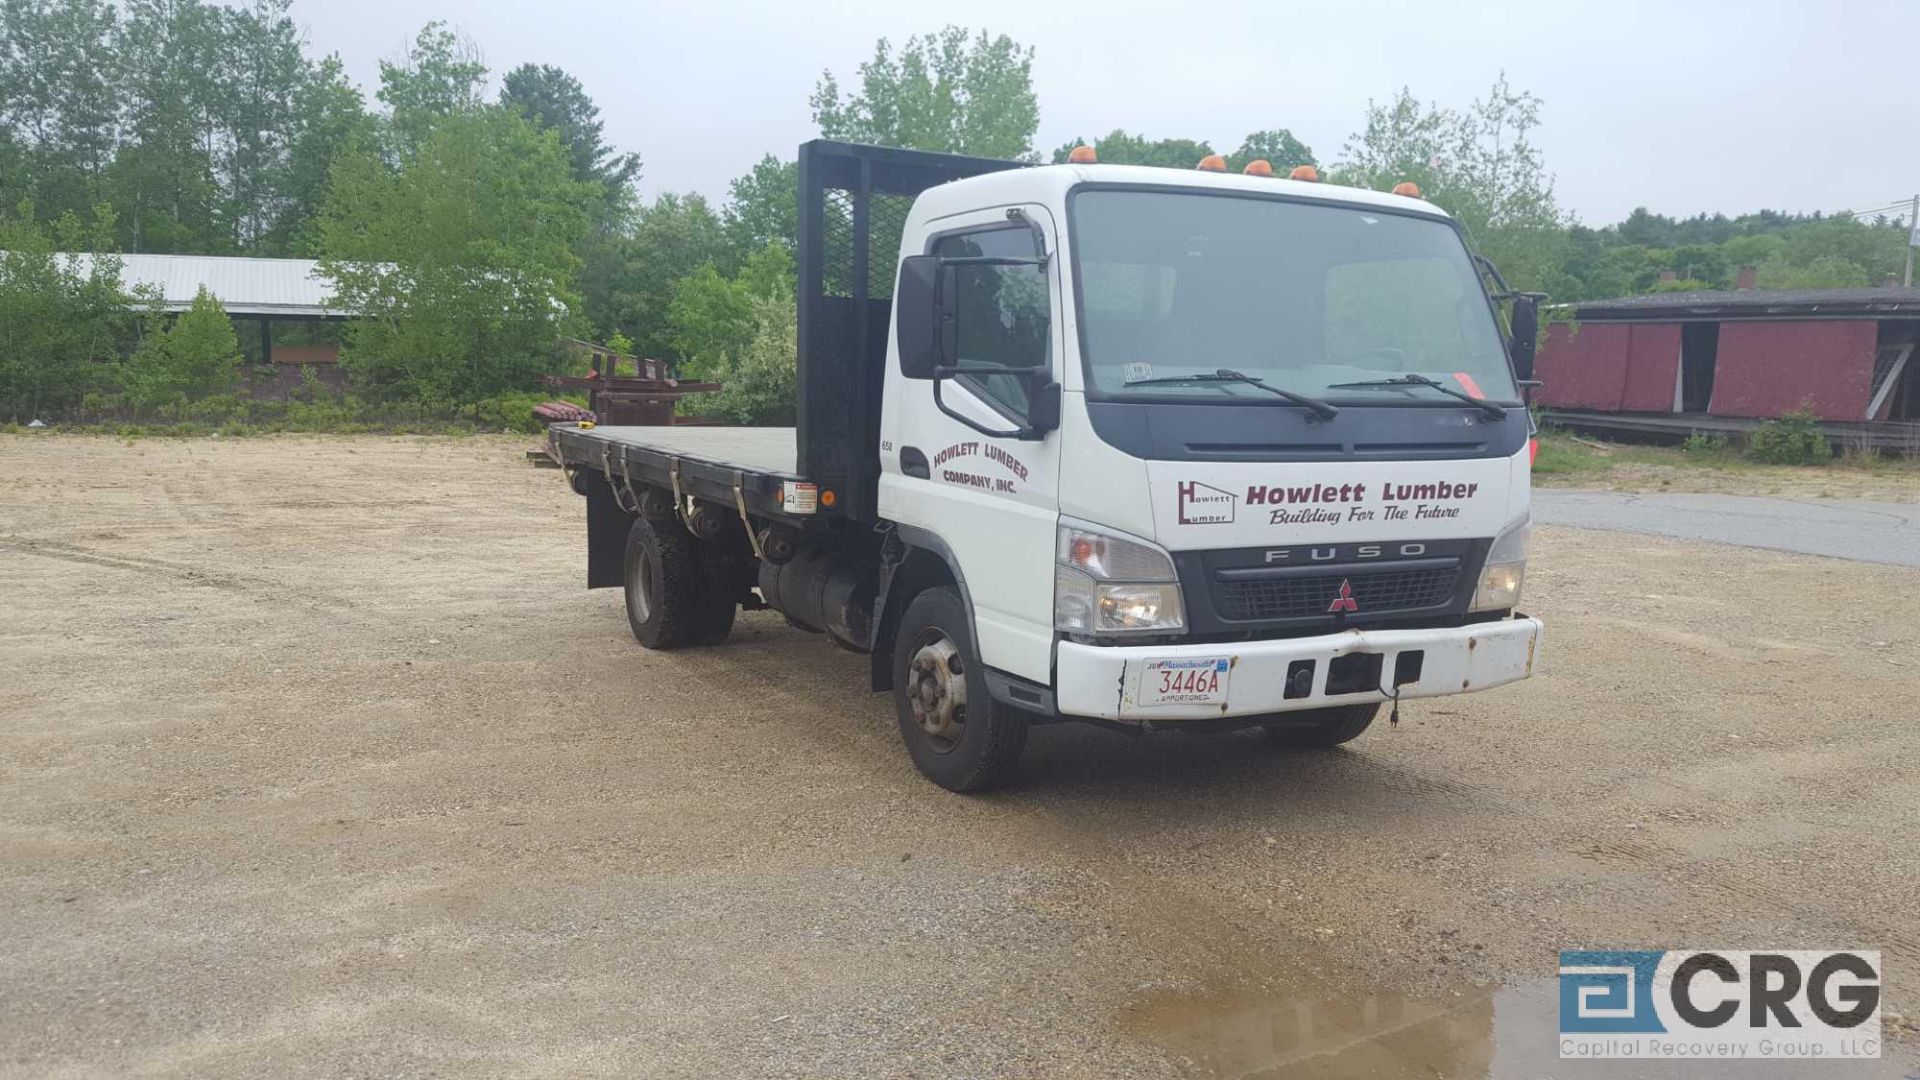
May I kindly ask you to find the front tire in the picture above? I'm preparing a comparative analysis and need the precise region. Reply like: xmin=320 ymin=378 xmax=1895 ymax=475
xmin=891 ymin=587 xmax=1028 ymax=792
xmin=1262 ymin=703 xmax=1379 ymax=748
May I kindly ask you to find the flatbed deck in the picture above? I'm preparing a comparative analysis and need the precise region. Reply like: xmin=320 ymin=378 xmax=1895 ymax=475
xmin=571 ymin=426 xmax=800 ymax=475
xmin=548 ymin=423 xmax=822 ymax=524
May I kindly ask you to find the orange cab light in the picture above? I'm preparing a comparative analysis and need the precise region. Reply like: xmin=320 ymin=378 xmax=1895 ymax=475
xmin=1067 ymin=144 xmax=1098 ymax=164
xmin=1289 ymin=164 xmax=1320 ymax=182
xmin=819 ymin=489 xmax=836 ymax=508
xmin=1196 ymin=154 xmax=1227 ymax=173
xmin=1242 ymin=159 xmax=1274 ymax=177
xmin=1392 ymin=180 xmax=1422 ymax=198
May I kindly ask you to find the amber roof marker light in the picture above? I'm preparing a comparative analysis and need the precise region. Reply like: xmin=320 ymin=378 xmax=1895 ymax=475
xmin=1242 ymin=159 xmax=1274 ymax=177
xmin=1289 ymin=164 xmax=1320 ymax=182
xmin=1196 ymin=154 xmax=1227 ymax=172
xmin=1067 ymin=144 xmax=1098 ymax=164
xmin=1392 ymin=181 xmax=1423 ymax=198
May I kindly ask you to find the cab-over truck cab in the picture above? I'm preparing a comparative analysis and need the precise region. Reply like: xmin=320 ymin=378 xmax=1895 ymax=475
xmin=552 ymin=140 xmax=1543 ymax=791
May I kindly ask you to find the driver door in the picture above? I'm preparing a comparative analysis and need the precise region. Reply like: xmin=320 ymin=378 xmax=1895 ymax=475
xmin=878 ymin=205 xmax=1063 ymax=685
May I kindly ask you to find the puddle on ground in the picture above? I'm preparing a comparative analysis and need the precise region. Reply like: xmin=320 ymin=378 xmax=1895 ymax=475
xmin=1124 ymin=980 xmax=1916 ymax=1079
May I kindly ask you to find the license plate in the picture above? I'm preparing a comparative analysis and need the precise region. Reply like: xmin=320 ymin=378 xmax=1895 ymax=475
xmin=1139 ymin=657 xmax=1232 ymax=707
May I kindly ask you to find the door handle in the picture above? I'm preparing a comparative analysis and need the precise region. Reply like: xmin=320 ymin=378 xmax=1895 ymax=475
xmin=900 ymin=446 xmax=930 ymax=479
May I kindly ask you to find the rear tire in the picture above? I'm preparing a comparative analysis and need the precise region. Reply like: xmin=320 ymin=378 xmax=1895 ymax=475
xmin=891 ymin=587 xmax=1028 ymax=792
xmin=1262 ymin=703 xmax=1379 ymax=748
xmin=623 ymin=515 xmax=701 ymax=649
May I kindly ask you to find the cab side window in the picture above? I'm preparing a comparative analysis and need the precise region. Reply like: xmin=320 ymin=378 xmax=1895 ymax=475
xmin=932 ymin=225 xmax=1051 ymax=418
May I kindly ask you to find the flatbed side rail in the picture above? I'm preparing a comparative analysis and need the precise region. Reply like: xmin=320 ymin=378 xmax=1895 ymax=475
xmin=549 ymin=425 xmax=812 ymax=526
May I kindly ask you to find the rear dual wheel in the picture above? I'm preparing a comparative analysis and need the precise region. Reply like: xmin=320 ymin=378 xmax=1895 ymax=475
xmin=623 ymin=515 xmax=739 ymax=649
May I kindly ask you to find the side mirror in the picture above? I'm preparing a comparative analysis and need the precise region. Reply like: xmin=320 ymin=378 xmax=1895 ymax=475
xmin=1025 ymin=377 xmax=1062 ymax=437
xmin=1508 ymin=295 xmax=1539 ymax=382
xmin=896 ymin=255 xmax=942 ymax=379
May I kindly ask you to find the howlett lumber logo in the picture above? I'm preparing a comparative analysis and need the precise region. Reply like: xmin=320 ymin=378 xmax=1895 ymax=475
xmin=1177 ymin=477 xmax=1483 ymax=527
xmin=1177 ymin=481 xmax=1236 ymax=524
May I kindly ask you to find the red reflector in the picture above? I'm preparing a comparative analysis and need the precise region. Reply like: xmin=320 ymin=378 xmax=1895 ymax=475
xmin=1528 ymin=438 xmax=1539 ymax=465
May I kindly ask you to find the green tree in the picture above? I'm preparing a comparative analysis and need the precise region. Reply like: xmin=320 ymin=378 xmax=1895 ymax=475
xmin=377 ymin=21 xmax=487 ymax=160
xmin=1228 ymin=129 xmax=1315 ymax=173
xmin=317 ymin=107 xmax=595 ymax=405
xmin=500 ymin=63 xmax=639 ymax=223
xmin=0 ymin=0 xmax=121 ymax=219
xmin=723 ymin=153 xmax=797 ymax=259
xmin=811 ymin=27 xmax=1038 ymax=159
xmin=703 ymin=291 xmax=797 ymax=425
xmin=0 ymin=202 xmax=133 ymax=419
xmin=1051 ymin=130 xmax=1213 ymax=169
xmin=666 ymin=243 xmax=794 ymax=380
xmin=1337 ymin=76 xmax=1568 ymax=295
xmin=273 ymin=54 xmax=372 ymax=255
xmin=590 ymin=192 xmax=729 ymax=360
xmin=122 ymin=284 xmax=243 ymax=406
xmin=215 ymin=0 xmax=308 ymax=252
xmin=108 ymin=0 xmax=229 ymax=252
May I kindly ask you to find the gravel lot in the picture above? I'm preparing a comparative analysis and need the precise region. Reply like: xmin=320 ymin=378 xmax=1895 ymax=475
xmin=3 ymin=434 xmax=1917 ymax=1079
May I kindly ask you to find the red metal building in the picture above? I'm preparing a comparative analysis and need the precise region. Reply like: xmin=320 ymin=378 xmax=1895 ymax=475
xmin=1535 ymin=288 xmax=1920 ymax=439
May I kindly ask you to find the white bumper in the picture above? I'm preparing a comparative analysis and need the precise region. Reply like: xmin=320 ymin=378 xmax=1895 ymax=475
xmin=1054 ymin=617 xmax=1543 ymax=722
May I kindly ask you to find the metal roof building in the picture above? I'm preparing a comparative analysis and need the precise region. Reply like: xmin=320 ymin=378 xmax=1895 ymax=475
xmin=1535 ymin=286 xmax=1920 ymax=447
xmin=60 ymin=252 xmax=343 ymax=319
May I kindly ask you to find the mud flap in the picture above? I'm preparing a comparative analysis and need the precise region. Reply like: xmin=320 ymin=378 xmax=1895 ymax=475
xmin=585 ymin=476 xmax=630 ymax=589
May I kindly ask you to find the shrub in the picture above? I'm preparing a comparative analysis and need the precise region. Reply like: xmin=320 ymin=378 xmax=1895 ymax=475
xmin=0 ymin=206 xmax=136 ymax=420
xmin=1745 ymin=409 xmax=1829 ymax=465
xmin=121 ymin=288 xmax=244 ymax=409
xmin=1682 ymin=432 xmax=1730 ymax=456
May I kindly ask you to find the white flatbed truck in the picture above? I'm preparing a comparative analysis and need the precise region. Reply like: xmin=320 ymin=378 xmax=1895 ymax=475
xmin=549 ymin=140 xmax=1544 ymax=791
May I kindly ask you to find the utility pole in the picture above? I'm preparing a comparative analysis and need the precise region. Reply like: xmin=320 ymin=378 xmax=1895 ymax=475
xmin=1907 ymin=193 xmax=1919 ymax=287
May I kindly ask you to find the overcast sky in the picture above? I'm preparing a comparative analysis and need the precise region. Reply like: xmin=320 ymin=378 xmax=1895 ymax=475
xmin=298 ymin=0 xmax=1920 ymax=226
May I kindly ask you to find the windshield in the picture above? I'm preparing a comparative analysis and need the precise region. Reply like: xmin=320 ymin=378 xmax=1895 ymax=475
xmin=1069 ymin=190 xmax=1518 ymax=402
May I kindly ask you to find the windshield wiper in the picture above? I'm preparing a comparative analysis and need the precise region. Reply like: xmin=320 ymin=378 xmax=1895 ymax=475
xmin=1123 ymin=368 xmax=1339 ymax=419
xmin=1325 ymin=373 xmax=1508 ymax=420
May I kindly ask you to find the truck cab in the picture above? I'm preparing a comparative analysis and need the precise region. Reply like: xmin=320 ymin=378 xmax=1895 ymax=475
xmin=554 ymin=140 xmax=1543 ymax=792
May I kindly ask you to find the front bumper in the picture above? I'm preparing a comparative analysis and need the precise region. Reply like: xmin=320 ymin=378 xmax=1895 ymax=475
xmin=1054 ymin=617 xmax=1543 ymax=722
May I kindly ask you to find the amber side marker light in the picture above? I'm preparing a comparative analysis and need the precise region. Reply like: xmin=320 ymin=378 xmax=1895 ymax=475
xmin=1196 ymin=154 xmax=1227 ymax=172
xmin=1242 ymin=159 xmax=1274 ymax=177
xmin=1289 ymin=164 xmax=1320 ymax=182
xmin=1067 ymin=144 xmax=1098 ymax=164
xmin=819 ymin=489 xmax=837 ymax=508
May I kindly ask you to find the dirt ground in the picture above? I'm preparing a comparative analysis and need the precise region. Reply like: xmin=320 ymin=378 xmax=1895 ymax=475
xmin=3 ymin=434 xmax=1918 ymax=1079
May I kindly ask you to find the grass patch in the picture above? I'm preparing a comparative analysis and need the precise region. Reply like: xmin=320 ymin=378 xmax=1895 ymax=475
xmin=1531 ymin=427 xmax=1920 ymax=492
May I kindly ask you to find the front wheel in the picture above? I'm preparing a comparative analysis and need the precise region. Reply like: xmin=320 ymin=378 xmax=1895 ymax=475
xmin=891 ymin=587 xmax=1028 ymax=792
xmin=1262 ymin=703 xmax=1379 ymax=748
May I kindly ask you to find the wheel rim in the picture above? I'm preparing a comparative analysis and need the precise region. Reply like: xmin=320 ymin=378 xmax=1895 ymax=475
xmin=630 ymin=548 xmax=655 ymax=623
xmin=906 ymin=630 xmax=967 ymax=754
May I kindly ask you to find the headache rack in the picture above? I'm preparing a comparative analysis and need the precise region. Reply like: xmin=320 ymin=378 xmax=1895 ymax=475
xmin=794 ymin=140 xmax=1023 ymax=522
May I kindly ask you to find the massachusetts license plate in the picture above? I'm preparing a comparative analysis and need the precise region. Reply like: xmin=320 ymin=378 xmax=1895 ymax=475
xmin=1139 ymin=657 xmax=1232 ymax=707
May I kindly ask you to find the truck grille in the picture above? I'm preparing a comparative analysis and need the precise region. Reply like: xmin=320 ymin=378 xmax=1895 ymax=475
xmin=1213 ymin=566 xmax=1460 ymax=621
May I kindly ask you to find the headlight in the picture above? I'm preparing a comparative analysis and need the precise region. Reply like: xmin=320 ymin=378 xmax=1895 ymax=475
xmin=1054 ymin=520 xmax=1185 ymax=635
xmin=1471 ymin=514 xmax=1530 ymax=612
